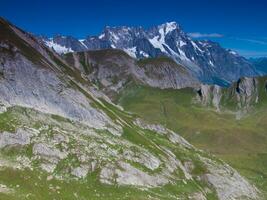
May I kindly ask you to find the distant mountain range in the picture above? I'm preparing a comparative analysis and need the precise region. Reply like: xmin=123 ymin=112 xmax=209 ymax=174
xmin=250 ymin=57 xmax=267 ymax=74
xmin=41 ymin=22 xmax=261 ymax=86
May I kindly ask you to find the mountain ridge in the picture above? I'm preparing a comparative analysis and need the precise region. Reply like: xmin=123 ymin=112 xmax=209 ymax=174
xmin=41 ymin=21 xmax=260 ymax=86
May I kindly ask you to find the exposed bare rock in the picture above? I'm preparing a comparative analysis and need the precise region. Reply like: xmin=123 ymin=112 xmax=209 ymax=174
xmin=100 ymin=162 xmax=168 ymax=187
xmin=200 ymin=157 xmax=259 ymax=200
xmin=0 ymin=40 xmax=122 ymax=135
xmin=134 ymin=118 xmax=167 ymax=135
xmin=33 ymin=143 xmax=68 ymax=160
xmin=71 ymin=165 xmax=90 ymax=178
xmin=0 ymin=128 xmax=35 ymax=148
xmin=0 ymin=184 xmax=14 ymax=194
xmin=196 ymin=84 xmax=222 ymax=111
xmin=122 ymin=149 xmax=161 ymax=170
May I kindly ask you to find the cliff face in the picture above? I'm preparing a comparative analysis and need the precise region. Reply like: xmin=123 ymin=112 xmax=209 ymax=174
xmin=196 ymin=76 xmax=267 ymax=116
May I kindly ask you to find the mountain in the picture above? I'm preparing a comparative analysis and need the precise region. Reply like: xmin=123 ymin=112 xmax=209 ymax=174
xmin=0 ymin=17 xmax=263 ymax=200
xmin=63 ymin=49 xmax=200 ymax=96
xmin=42 ymin=22 xmax=259 ymax=86
xmin=250 ymin=57 xmax=267 ymax=74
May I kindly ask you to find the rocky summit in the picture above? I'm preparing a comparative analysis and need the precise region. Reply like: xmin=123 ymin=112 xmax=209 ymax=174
xmin=42 ymin=22 xmax=260 ymax=86
xmin=0 ymin=16 xmax=267 ymax=200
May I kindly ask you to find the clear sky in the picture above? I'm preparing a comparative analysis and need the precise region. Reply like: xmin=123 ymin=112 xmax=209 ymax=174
xmin=1 ymin=0 xmax=267 ymax=58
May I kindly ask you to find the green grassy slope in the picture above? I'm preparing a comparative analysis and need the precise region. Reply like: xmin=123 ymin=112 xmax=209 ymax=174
xmin=0 ymin=106 xmax=220 ymax=200
xmin=117 ymin=83 xmax=267 ymax=196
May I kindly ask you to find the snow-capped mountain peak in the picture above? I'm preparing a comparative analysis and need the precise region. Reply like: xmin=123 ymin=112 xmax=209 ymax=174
xmin=158 ymin=21 xmax=180 ymax=35
xmin=41 ymin=22 xmax=259 ymax=85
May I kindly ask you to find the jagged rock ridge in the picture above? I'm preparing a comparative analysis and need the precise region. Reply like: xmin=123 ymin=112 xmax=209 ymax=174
xmin=42 ymin=22 xmax=259 ymax=85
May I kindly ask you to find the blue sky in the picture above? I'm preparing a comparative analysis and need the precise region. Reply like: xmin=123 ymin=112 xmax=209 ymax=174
xmin=1 ymin=0 xmax=267 ymax=57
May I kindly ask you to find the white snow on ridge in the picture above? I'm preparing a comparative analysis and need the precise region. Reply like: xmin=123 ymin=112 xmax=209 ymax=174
xmin=164 ymin=22 xmax=177 ymax=34
xmin=123 ymin=47 xmax=137 ymax=58
xmin=229 ymin=50 xmax=238 ymax=56
xmin=149 ymin=36 xmax=166 ymax=53
xmin=45 ymin=40 xmax=73 ymax=54
xmin=99 ymin=33 xmax=105 ymax=39
xmin=79 ymin=39 xmax=88 ymax=49
xmin=209 ymin=60 xmax=214 ymax=67
xmin=149 ymin=25 xmax=192 ymax=62
xmin=179 ymin=40 xmax=187 ymax=47
xmin=140 ymin=51 xmax=149 ymax=58
xmin=178 ymin=48 xmax=190 ymax=61
xmin=191 ymin=41 xmax=204 ymax=53
xmin=149 ymin=25 xmax=170 ymax=53
xmin=110 ymin=32 xmax=119 ymax=43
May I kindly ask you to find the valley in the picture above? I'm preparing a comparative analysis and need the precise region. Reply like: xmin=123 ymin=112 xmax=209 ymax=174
xmin=0 ymin=16 xmax=266 ymax=200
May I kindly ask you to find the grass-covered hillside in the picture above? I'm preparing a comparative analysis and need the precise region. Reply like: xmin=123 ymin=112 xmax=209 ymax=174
xmin=117 ymin=81 xmax=267 ymax=197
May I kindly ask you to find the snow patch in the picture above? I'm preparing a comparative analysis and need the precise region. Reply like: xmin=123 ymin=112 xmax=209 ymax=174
xmin=45 ymin=40 xmax=73 ymax=54
xmin=179 ymin=40 xmax=187 ymax=47
xmin=229 ymin=50 xmax=238 ymax=55
xmin=123 ymin=47 xmax=137 ymax=58
xmin=191 ymin=41 xmax=204 ymax=53
xmin=209 ymin=60 xmax=214 ymax=67
xmin=99 ymin=33 xmax=105 ymax=39
xmin=140 ymin=51 xmax=149 ymax=58
xmin=164 ymin=22 xmax=178 ymax=34
xmin=79 ymin=39 xmax=88 ymax=49
xmin=149 ymin=36 xmax=167 ymax=53
xmin=178 ymin=48 xmax=190 ymax=61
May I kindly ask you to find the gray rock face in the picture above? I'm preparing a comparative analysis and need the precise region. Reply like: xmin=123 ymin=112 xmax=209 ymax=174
xmin=33 ymin=143 xmax=68 ymax=160
xmin=100 ymin=161 xmax=169 ymax=187
xmin=0 ymin=20 xmax=122 ymax=135
xmin=42 ymin=22 xmax=258 ymax=85
xmin=71 ymin=165 xmax=90 ymax=178
xmin=196 ymin=75 xmax=267 ymax=116
xmin=196 ymin=84 xmax=222 ymax=111
xmin=236 ymin=77 xmax=259 ymax=107
xmin=64 ymin=50 xmax=199 ymax=91
xmin=0 ymin=128 xmax=34 ymax=148
xmin=200 ymin=157 xmax=259 ymax=200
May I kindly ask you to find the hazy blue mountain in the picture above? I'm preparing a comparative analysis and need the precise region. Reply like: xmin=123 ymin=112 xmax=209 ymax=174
xmin=250 ymin=57 xmax=267 ymax=74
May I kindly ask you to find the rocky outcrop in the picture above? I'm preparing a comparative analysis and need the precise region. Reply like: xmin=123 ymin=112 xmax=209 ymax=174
xmin=200 ymin=157 xmax=259 ymax=200
xmin=196 ymin=75 xmax=267 ymax=115
xmin=0 ymin=128 xmax=36 ymax=148
xmin=100 ymin=161 xmax=169 ymax=187
xmin=196 ymin=84 xmax=222 ymax=111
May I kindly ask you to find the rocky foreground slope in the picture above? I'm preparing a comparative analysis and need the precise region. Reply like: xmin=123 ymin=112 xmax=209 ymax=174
xmin=0 ymin=18 xmax=262 ymax=200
